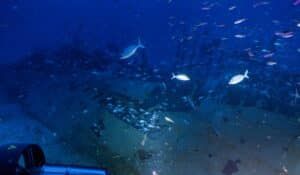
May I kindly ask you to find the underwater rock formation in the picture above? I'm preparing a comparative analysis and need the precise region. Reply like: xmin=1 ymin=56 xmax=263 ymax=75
xmin=136 ymin=149 xmax=153 ymax=161
xmin=222 ymin=159 xmax=241 ymax=175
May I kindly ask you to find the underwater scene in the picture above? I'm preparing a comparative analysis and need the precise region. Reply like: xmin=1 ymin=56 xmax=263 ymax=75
xmin=0 ymin=0 xmax=300 ymax=175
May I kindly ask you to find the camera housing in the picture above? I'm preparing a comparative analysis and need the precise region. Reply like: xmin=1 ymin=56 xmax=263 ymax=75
xmin=0 ymin=144 xmax=108 ymax=175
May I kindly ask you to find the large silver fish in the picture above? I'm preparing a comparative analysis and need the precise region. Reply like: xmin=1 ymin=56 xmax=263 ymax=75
xmin=228 ymin=70 xmax=249 ymax=85
xmin=120 ymin=38 xmax=145 ymax=59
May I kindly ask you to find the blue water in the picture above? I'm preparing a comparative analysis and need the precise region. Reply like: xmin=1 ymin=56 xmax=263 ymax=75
xmin=0 ymin=1 xmax=299 ymax=175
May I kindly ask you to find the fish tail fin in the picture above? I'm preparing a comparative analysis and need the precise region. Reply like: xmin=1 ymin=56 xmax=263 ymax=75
xmin=244 ymin=69 xmax=249 ymax=78
xmin=138 ymin=38 xmax=145 ymax=48
xmin=171 ymin=73 xmax=176 ymax=79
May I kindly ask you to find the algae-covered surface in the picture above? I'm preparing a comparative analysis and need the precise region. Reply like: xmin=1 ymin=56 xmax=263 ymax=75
xmin=0 ymin=63 xmax=299 ymax=174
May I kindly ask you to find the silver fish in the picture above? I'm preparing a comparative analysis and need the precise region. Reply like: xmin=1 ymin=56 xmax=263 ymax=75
xmin=228 ymin=70 xmax=249 ymax=85
xmin=120 ymin=38 xmax=145 ymax=59
xmin=171 ymin=73 xmax=191 ymax=81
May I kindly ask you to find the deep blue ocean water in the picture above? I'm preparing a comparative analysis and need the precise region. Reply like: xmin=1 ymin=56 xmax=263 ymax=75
xmin=0 ymin=1 xmax=299 ymax=175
